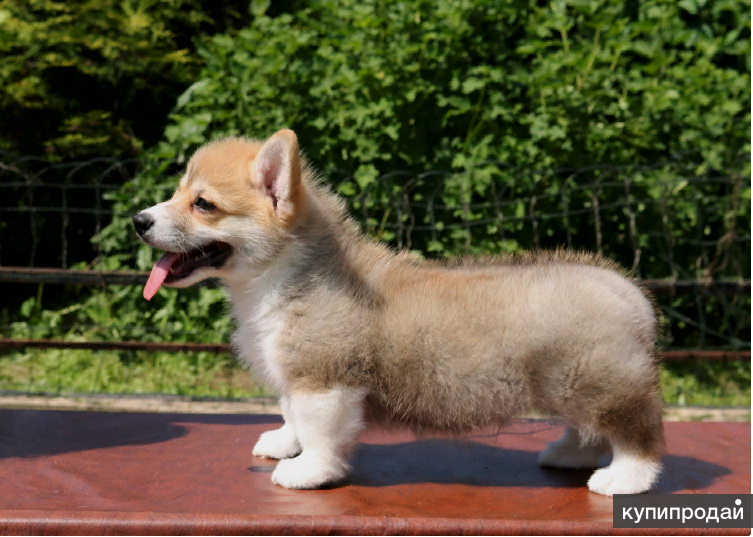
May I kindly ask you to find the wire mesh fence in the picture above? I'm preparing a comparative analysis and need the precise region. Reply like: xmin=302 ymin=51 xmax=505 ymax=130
xmin=0 ymin=151 xmax=750 ymax=401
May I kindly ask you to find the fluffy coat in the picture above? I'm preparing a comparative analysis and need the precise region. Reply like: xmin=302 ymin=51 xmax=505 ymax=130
xmin=134 ymin=130 xmax=664 ymax=496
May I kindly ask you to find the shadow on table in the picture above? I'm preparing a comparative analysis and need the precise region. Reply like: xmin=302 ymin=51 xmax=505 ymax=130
xmin=342 ymin=439 xmax=732 ymax=493
xmin=0 ymin=409 xmax=283 ymax=458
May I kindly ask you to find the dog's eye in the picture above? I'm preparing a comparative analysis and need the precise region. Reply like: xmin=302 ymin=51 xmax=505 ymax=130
xmin=194 ymin=197 xmax=216 ymax=212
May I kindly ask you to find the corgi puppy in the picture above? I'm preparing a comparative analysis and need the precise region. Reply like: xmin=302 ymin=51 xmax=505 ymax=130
xmin=133 ymin=129 xmax=664 ymax=496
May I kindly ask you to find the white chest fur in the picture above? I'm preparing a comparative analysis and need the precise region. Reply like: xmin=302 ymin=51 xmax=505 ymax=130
xmin=226 ymin=265 xmax=294 ymax=391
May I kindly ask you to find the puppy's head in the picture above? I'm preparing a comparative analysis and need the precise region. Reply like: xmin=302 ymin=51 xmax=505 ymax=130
xmin=134 ymin=129 xmax=304 ymax=299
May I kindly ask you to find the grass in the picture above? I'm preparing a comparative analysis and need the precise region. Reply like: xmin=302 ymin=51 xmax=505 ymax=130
xmin=0 ymin=348 xmax=271 ymax=399
xmin=1 ymin=348 xmax=750 ymax=407
xmin=660 ymin=359 xmax=751 ymax=407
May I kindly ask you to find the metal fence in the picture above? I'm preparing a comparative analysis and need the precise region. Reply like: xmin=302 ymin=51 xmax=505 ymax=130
xmin=0 ymin=152 xmax=750 ymax=399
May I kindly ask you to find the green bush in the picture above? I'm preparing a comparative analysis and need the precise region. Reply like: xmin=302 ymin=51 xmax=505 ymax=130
xmin=103 ymin=0 xmax=750 ymax=261
xmin=150 ymin=0 xmax=750 ymax=172
xmin=0 ymin=0 xmax=248 ymax=159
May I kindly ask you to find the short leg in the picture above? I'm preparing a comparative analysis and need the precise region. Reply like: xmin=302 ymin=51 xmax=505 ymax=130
xmin=546 ymin=345 xmax=664 ymax=496
xmin=253 ymin=394 xmax=302 ymax=460
xmin=587 ymin=442 xmax=662 ymax=496
xmin=271 ymin=387 xmax=366 ymax=489
xmin=587 ymin=396 xmax=664 ymax=496
xmin=539 ymin=427 xmax=610 ymax=469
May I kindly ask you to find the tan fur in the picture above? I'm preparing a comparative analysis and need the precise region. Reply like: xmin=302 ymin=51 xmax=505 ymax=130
xmin=136 ymin=130 xmax=665 ymax=494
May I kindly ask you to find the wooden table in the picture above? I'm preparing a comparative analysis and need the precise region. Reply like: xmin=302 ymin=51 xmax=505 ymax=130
xmin=0 ymin=410 xmax=749 ymax=535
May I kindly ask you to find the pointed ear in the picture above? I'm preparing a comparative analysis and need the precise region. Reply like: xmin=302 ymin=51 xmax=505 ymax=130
xmin=251 ymin=129 xmax=302 ymax=219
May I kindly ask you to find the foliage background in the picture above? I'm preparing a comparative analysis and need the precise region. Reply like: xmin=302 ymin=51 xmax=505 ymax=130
xmin=1 ymin=0 xmax=750 ymax=404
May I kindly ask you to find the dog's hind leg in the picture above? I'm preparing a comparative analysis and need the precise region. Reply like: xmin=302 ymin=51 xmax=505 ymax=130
xmin=271 ymin=387 xmax=366 ymax=489
xmin=584 ymin=354 xmax=665 ymax=496
xmin=538 ymin=344 xmax=664 ymax=496
xmin=586 ymin=392 xmax=664 ymax=496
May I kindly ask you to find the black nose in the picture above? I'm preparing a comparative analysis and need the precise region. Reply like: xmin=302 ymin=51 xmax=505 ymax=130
xmin=133 ymin=212 xmax=154 ymax=237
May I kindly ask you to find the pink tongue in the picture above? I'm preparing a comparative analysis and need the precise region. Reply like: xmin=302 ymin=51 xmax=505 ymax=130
xmin=143 ymin=252 xmax=180 ymax=301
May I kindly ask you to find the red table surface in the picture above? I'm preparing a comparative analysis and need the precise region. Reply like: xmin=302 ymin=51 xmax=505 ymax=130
xmin=0 ymin=410 xmax=749 ymax=535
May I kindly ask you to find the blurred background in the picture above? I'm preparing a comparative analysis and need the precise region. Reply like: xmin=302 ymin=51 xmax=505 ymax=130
xmin=0 ymin=0 xmax=749 ymax=414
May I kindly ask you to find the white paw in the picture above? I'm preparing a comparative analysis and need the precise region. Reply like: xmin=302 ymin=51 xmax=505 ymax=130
xmin=271 ymin=451 xmax=349 ymax=489
xmin=587 ymin=458 xmax=661 ymax=496
xmin=252 ymin=426 xmax=301 ymax=460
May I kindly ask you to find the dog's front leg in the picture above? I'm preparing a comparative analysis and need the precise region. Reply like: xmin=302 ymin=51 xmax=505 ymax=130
xmin=271 ymin=387 xmax=366 ymax=489
xmin=252 ymin=394 xmax=302 ymax=459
